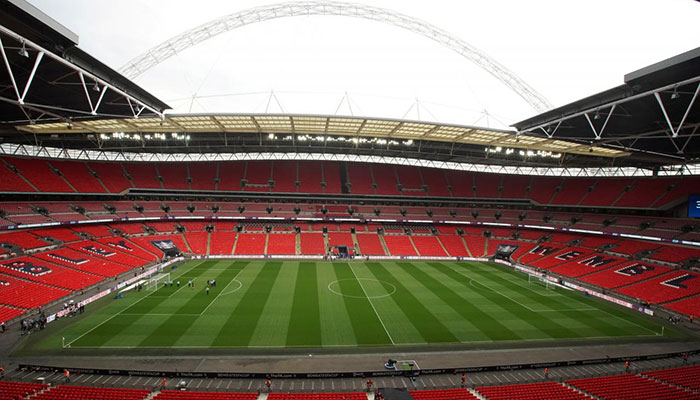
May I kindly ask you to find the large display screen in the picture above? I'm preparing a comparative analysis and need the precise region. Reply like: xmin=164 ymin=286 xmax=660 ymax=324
xmin=689 ymin=194 xmax=700 ymax=217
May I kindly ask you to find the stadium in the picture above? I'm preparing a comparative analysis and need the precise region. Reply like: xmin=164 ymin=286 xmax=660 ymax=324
xmin=0 ymin=0 xmax=700 ymax=399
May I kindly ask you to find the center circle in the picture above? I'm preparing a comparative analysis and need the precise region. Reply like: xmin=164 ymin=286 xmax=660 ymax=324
xmin=327 ymin=279 xmax=397 ymax=299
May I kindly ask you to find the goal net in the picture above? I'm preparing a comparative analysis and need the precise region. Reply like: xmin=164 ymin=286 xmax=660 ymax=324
xmin=147 ymin=273 xmax=171 ymax=291
xmin=528 ymin=274 xmax=556 ymax=290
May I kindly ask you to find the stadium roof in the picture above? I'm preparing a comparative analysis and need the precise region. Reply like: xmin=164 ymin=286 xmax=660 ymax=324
xmin=0 ymin=0 xmax=170 ymax=125
xmin=514 ymin=47 xmax=700 ymax=166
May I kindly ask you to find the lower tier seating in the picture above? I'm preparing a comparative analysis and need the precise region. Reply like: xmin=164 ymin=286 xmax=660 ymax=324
xmin=0 ymin=381 xmax=47 ymax=400
xmin=477 ymin=381 xmax=592 ymax=400
xmin=266 ymin=233 xmax=296 ymax=255
xmin=154 ymin=391 xmax=257 ymax=400
xmin=268 ymin=393 xmax=367 ymax=400
xmin=567 ymin=373 xmax=700 ymax=400
xmin=643 ymin=365 xmax=700 ymax=391
xmin=410 ymin=388 xmax=479 ymax=400
xmin=384 ymin=235 xmax=418 ymax=256
xmin=29 ymin=385 xmax=151 ymax=400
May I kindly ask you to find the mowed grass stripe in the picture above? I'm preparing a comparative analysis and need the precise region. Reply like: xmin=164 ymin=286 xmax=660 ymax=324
xmin=137 ymin=262 xmax=246 ymax=347
xmin=286 ymin=262 xmax=322 ymax=346
xmin=72 ymin=260 xmax=208 ymax=347
xmin=211 ymin=261 xmax=283 ymax=347
xmin=364 ymin=262 xmax=459 ymax=344
xmin=471 ymin=262 xmax=633 ymax=337
xmin=334 ymin=263 xmax=391 ymax=345
xmin=401 ymin=262 xmax=520 ymax=341
xmin=438 ymin=262 xmax=585 ymax=339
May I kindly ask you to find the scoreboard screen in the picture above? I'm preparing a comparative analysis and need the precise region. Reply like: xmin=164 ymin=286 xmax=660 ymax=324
xmin=690 ymin=194 xmax=700 ymax=218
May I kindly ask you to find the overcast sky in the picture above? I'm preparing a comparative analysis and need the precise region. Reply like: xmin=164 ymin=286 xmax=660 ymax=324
xmin=27 ymin=0 xmax=700 ymax=129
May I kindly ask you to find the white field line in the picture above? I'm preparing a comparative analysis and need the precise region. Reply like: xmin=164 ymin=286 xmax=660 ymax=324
xmin=199 ymin=267 xmax=247 ymax=316
xmin=347 ymin=263 xmax=395 ymax=345
xmin=64 ymin=260 xmax=207 ymax=348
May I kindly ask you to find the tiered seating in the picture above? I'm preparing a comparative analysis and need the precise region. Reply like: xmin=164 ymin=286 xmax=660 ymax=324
xmin=617 ymin=270 xmax=700 ymax=303
xmin=184 ymin=232 xmax=209 ymax=255
xmin=664 ymin=296 xmax=700 ymax=317
xmin=0 ymin=381 xmax=47 ymax=400
xmin=73 ymin=224 xmax=113 ymax=238
xmin=67 ymin=241 xmax=147 ymax=268
xmin=234 ymin=233 xmax=267 ymax=255
xmin=0 ymin=159 xmax=36 ymax=192
xmin=463 ymin=235 xmax=486 ymax=257
xmin=567 ymin=373 xmax=700 ymax=400
xmin=32 ymin=228 xmax=80 ymax=243
xmin=477 ymin=382 xmax=591 ymax=400
xmin=383 ymin=235 xmax=418 ymax=256
xmin=655 ymin=176 xmax=700 ymax=208
xmin=356 ymin=233 xmax=385 ymax=255
xmin=10 ymin=158 xmax=74 ymax=192
xmin=297 ymin=161 xmax=323 ymax=193
xmin=96 ymin=237 xmax=159 ymax=261
xmin=147 ymin=222 xmax=177 ymax=233
xmin=474 ymin=173 xmax=500 ymax=198
xmin=578 ymin=261 xmax=673 ymax=289
xmin=209 ymin=231 xmax=236 ymax=255
xmin=34 ymin=248 xmax=132 ymax=277
xmin=188 ymin=163 xmax=217 ymax=191
xmin=412 ymin=236 xmax=447 ymax=256
xmin=550 ymin=178 xmax=590 ymax=205
xmin=528 ymin=177 xmax=561 ymax=204
xmin=1 ymin=256 xmax=103 ymax=290
xmin=581 ymin=179 xmax=632 ymax=207
xmin=529 ymin=247 xmax=590 ymax=269
xmin=410 ymin=388 xmax=480 ymax=400
xmin=420 ymin=168 xmax=450 ymax=196
xmin=610 ymin=240 xmax=660 ymax=256
xmin=154 ymin=391 xmax=257 ymax=400
xmin=271 ymin=161 xmax=298 ymax=192
xmin=0 ymin=305 xmax=26 ymax=322
xmin=0 ymin=274 xmax=70 ymax=309
xmin=87 ymin=161 xmax=131 ymax=193
xmin=322 ymin=161 xmax=342 ymax=194
xmin=396 ymin=165 xmax=424 ymax=193
xmin=50 ymin=160 xmax=107 ymax=193
xmin=548 ymin=253 xmax=626 ymax=278
xmin=346 ymin=163 xmax=374 ymax=194
xmin=266 ymin=233 xmax=296 ymax=255
xmin=218 ymin=162 xmax=245 ymax=191
xmin=643 ymin=365 xmax=700 ymax=391
xmin=0 ymin=231 xmax=49 ymax=250
xmin=129 ymin=235 xmax=189 ymax=256
xmin=30 ymin=385 xmax=150 ymax=400
xmin=268 ymin=393 xmax=366 ymax=400
xmin=650 ymin=245 xmax=700 ymax=263
xmin=244 ymin=161 xmax=272 ymax=191
xmin=616 ymin=178 xmax=671 ymax=208
xmin=124 ymin=163 xmax=161 ymax=189
xmin=439 ymin=235 xmax=469 ymax=257
xmin=446 ymin=171 xmax=474 ymax=197
xmin=373 ymin=164 xmax=401 ymax=195
xmin=301 ymin=233 xmax=325 ymax=254
xmin=328 ymin=232 xmax=353 ymax=247
xmin=158 ymin=163 xmax=189 ymax=190
xmin=500 ymin=175 xmax=531 ymax=199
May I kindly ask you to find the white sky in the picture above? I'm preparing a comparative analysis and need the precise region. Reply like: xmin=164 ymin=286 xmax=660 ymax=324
xmin=27 ymin=0 xmax=700 ymax=129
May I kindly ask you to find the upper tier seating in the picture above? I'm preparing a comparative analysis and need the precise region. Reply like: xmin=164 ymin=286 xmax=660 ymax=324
xmin=124 ymin=163 xmax=161 ymax=189
xmin=87 ymin=161 xmax=131 ymax=193
xmin=188 ymin=163 xmax=217 ymax=191
xmin=158 ymin=163 xmax=190 ymax=190
xmin=567 ymin=373 xmax=700 ymax=400
xmin=50 ymin=160 xmax=107 ymax=193
xmin=346 ymin=163 xmax=374 ymax=194
xmin=9 ymin=158 xmax=74 ymax=192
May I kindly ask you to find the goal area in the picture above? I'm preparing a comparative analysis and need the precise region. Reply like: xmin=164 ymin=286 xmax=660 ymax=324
xmin=147 ymin=273 xmax=171 ymax=291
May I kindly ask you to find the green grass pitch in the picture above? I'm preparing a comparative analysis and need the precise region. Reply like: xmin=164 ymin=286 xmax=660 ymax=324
xmin=24 ymin=259 xmax=671 ymax=351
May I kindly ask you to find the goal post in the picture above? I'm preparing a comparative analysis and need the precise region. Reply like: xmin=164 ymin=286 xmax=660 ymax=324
xmin=528 ymin=274 xmax=555 ymax=290
xmin=147 ymin=273 xmax=171 ymax=291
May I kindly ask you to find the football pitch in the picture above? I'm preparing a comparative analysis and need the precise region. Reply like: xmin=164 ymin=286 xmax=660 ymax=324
xmin=25 ymin=259 xmax=671 ymax=351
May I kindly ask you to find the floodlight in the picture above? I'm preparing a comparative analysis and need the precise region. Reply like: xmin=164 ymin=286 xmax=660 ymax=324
xmin=17 ymin=41 xmax=29 ymax=58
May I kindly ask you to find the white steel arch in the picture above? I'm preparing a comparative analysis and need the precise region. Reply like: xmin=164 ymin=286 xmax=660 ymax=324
xmin=119 ymin=1 xmax=553 ymax=113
